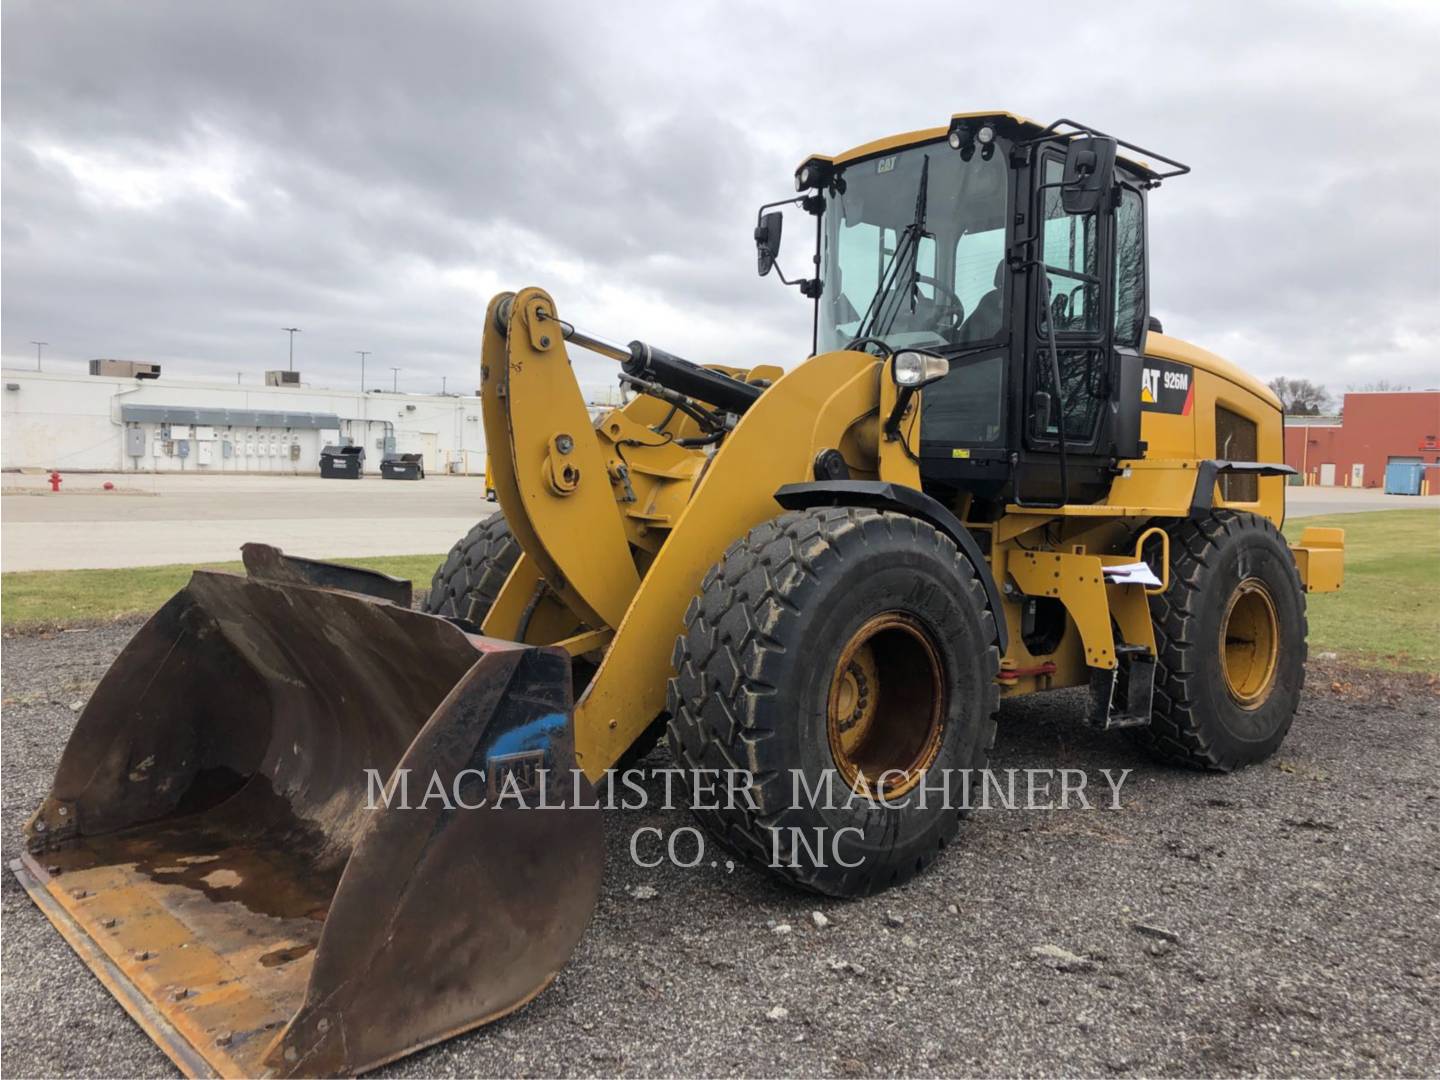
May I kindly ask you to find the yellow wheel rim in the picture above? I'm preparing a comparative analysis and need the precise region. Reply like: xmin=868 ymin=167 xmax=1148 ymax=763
xmin=826 ymin=613 xmax=945 ymax=798
xmin=1220 ymin=578 xmax=1280 ymax=709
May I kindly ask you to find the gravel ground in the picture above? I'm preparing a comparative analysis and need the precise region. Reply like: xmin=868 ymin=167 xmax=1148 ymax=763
xmin=3 ymin=621 xmax=1438 ymax=1078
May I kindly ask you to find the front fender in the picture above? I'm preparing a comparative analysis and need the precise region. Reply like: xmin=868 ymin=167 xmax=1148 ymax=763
xmin=774 ymin=480 xmax=1009 ymax=653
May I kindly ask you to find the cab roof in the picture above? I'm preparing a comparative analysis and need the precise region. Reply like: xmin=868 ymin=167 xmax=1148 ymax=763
xmin=802 ymin=111 xmax=1165 ymax=180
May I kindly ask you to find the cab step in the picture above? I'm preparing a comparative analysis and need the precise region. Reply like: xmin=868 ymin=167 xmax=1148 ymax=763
xmin=1089 ymin=643 xmax=1156 ymax=730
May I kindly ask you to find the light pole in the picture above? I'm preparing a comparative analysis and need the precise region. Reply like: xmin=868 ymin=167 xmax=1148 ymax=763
xmin=30 ymin=341 xmax=47 ymax=370
xmin=282 ymin=327 xmax=301 ymax=371
xmin=390 ymin=367 xmax=401 ymax=392
xmin=357 ymin=351 xmax=370 ymax=392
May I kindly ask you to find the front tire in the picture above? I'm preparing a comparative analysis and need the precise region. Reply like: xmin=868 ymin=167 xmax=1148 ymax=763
xmin=1136 ymin=510 xmax=1307 ymax=771
xmin=666 ymin=507 xmax=1000 ymax=897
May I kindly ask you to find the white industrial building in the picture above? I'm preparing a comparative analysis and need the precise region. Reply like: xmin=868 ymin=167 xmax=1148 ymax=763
xmin=1 ymin=367 xmax=492 ymax=475
xmin=1 ymin=362 xmax=630 ymax=476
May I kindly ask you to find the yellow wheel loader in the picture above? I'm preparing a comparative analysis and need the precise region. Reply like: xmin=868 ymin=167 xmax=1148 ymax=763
xmin=15 ymin=112 xmax=1345 ymax=1077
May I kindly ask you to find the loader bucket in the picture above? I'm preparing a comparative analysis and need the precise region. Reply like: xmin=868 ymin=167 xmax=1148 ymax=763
xmin=11 ymin=545 xmax=603 ymax=1078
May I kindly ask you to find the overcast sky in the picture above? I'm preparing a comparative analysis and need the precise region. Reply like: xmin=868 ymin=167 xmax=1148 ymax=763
xmin=3 ymin=1 xmax=1437 ymax=399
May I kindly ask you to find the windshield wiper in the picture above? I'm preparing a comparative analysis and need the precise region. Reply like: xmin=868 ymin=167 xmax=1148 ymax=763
xmin=852 ymin=154 xmax=930 ymax=345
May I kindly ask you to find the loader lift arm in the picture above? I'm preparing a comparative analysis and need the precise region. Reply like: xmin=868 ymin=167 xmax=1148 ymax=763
xmin=480 ymin=287 xmax=971 ymax=777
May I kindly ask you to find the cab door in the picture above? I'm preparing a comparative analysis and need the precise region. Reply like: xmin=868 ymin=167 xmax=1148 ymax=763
xmin=1015 ymin=145 xmax=1147 ymax=504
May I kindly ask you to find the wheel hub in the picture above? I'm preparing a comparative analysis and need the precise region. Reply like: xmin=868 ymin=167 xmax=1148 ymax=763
xmin=1220 ymin=578 xmax=1280 ymax=709
xmin=826 ymin=613 xmax=945 ymax=798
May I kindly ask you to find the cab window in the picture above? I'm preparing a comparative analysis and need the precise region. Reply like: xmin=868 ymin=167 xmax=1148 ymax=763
xmin=1031 ymin=348 xmax=1106 ymax=441
xmin=922 ymin=351 xmax=1006 ymax=445
xmin=831 ymin=224 xmax=936 ymax=339
xmin=1039 ymin=156 xmax=1100 ymax=335
xmin=1112 ymin=187 xmax=1145 ymax=346
xmin=953 ymin=225 xmax=1005 ymax=319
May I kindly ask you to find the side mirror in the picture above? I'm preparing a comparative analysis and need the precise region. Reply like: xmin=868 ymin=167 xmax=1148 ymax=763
xmin=1061 ymin=135 xmax=1118 ymax=215
xmin=754 ymin=211 xmax=783 ymax=277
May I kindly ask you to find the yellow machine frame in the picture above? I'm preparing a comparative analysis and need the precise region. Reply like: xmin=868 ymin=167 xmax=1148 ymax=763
xmin=479 ymin=287 xmax=1341 ymax=780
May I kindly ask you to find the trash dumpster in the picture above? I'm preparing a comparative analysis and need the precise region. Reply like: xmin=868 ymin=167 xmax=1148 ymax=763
xmin=380 ymin=452 xmax=426 ymax=480
xmin=1383 ymin=460 xmax=1424 ymax=495
xmin=319 ymin=444 xmax=365 ymax=479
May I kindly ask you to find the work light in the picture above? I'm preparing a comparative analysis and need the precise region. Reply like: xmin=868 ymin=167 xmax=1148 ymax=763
xmin=893 ymin=350 xmax=950 ymax=388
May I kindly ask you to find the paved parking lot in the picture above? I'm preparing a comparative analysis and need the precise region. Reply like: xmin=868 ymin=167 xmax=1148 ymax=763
xmin=3 ymin=472 xmax=1429 ymax=573
xmin=2 ymin=472 xmax=495 ymax=570
xmin=1286 ymin=485 xmax=1439 ymax=518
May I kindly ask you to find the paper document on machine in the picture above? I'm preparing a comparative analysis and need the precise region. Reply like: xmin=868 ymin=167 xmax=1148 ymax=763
xmin=1101 ymin=561 xmax=1164 ymax=587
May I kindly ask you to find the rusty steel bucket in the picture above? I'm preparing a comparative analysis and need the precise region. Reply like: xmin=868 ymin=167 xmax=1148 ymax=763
xmin=11 ymin=545 xmax=603 ymax=1078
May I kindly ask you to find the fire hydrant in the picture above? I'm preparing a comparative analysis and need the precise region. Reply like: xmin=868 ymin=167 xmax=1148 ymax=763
xmin=48 ymin=470 xmax=62 ymax=492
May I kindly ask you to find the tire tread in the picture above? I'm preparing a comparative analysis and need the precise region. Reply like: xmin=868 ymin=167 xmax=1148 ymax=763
xmin=665 ymin=507 xmax=1000 ymax=895
xmin=1135 ymin=510 xmax=1307 ymax=771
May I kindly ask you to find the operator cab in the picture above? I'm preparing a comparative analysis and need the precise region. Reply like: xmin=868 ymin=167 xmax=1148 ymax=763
xmin=755 ymin=112 xmax=1188 ymax=509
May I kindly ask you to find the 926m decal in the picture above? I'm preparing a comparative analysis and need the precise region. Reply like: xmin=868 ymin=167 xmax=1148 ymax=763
xmin=1141 ymin=358 xmax=1194 ymax=415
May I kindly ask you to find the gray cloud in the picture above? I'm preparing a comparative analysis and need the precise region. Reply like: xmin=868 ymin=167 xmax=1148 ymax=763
xmin=3 ymin=0 xmax=1437 ymax=396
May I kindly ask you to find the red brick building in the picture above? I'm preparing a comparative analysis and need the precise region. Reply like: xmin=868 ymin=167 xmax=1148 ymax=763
xmin=1283 ymin=390 xmax=1440 ymax=488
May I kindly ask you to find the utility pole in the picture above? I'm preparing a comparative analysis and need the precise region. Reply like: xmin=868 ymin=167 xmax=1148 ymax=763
xmin=282 ymin=327 xmax=301 ymax=371
xmin=30 ymin=341 xmax=47 ymax=370
xmin=356 ymin=351 xmax=370 ymax=392
xmin=390 ymin=367 xmax=401 ymax=392
xmin=237 ymin=372 xmax=242 ymax=385
xmin=442 ymin=376 xmax=447 ymax=395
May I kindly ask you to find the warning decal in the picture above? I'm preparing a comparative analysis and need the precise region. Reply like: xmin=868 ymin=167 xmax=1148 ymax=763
xmin=1141 ymin=358 xmax=1194 ymax=415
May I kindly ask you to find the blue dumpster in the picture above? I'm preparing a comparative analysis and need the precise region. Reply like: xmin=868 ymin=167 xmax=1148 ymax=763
xmin=1383 ymin=460 xmax=1424 ymax=495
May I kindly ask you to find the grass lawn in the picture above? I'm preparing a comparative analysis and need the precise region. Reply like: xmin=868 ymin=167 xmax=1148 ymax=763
xmin=1 ymin=553 xmax=446 ymax=633
xmin=1283 ymin=509 xmax=1439 ymax=673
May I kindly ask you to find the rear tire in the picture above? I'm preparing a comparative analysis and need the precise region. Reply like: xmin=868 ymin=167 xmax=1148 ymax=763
xmin=1135 ymin=510 xmax=1307 ymax=771
xmin=666 ymin=507 xmax=1000 ymax=897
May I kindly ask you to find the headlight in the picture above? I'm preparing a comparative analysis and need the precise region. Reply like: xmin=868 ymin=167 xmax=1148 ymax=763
xmin=977 ymin=125 xmax=995 ymax=145
xmin=893 ymin=351 xmax=950 ymax=388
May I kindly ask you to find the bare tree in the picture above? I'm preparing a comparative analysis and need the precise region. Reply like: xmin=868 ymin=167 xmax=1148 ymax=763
xmin=1267 ymin=377 xmax=1333 ymax=415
